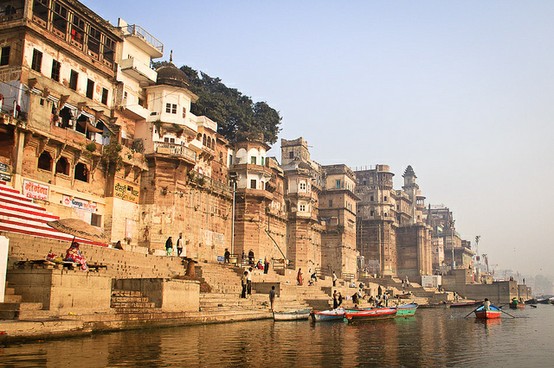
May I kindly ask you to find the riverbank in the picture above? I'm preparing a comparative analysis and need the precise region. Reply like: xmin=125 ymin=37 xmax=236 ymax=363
xmin=0 ymin=308 xmax=273 ymax=344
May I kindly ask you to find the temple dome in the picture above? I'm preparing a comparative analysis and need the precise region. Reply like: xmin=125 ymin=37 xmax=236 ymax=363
xmin=156 ymin=62 xmax=189 ymax=88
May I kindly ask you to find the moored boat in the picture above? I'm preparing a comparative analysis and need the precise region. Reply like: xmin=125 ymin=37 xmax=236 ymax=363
xmin=509 ymin=303 xmax=525 ymax=310
xmin=450 ymin=300 xmax=481 ymax=308
xmin=311 ymin=308 xmax=345 ymax=322
xmin=474 ymin=305 xmax=502 ymax=319
xmin=394 ymin=302 xmax=418 ymax=317
xmin=344 ymin=307 xmax=397 ymax=322
xmin=273 ymin=308 xmax=311 ymax=321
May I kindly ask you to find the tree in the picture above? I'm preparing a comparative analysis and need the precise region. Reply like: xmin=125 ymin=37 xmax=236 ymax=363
xmin=179 ymin=65 xmax=281 ymax=144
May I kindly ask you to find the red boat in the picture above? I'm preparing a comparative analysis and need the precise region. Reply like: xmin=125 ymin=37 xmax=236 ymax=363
xmin=474 ymin=305 xmax=502 ymax=319
xmin=344 ymin=307 xmax=397 ymax=322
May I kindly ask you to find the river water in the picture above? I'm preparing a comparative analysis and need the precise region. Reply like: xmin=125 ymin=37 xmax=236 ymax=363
xmin=1 ymin=304 xmax=553 ymax=367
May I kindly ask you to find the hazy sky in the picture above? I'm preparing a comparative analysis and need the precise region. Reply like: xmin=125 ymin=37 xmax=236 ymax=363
xmin=83 ymin=0 xmax=553 ymax=277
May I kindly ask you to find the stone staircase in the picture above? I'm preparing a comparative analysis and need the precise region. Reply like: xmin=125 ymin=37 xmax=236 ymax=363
xmin=0 ymin=282 xmax=51 ymax=320
xmin=110 ymin=290 xmax=160 ymax=315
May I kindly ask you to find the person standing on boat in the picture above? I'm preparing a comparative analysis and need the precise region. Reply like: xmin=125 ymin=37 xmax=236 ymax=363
xmin=333 ymin=290 xmax=339 ymax=309
xmin=483 ymin=298 xmax=491 ymax=310
xmin=269 ymin=285 xmax=276 ymax=311
xmin=337 ymin=292 xmax=343 ymax=308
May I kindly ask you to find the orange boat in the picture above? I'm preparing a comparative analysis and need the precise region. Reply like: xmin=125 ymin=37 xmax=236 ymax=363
xmin=474 ymin=305 xmax=501 ymax=319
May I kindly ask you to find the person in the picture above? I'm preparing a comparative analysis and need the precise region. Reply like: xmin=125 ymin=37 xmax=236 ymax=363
xmin=176 ymin=233 xmax=184 ymax=257
xmin=337 ymin=292 xmax=343 ymax=308
xmin=352 ymin=292 xmax=359 ymax=305
xmin=333 ymin=290 xmax=339 ymax=309
xmin=257 ymin=259 xmax=264 ymax=270
xmin=310 ymin=270 xmax=318 ymax=284
xmin=332 ymin=271 xmax=338 ymax=287
xmin=511 ymin=297 xmax=519 ymax=307
xmin=64 ymin=242 xmax=88 ymax=271
xmin=297 ymin=268 xmax=303 ymax=286
xmin=405 ymin=275 xmax=410 ymax=287
xmin=264 ymin=257 xmax=270 ymax=274
xmin=269 ymin=285 xmax=276 ymax=311
xmin=247 ymin=267 xmax=253 ymax=296
xmin=248 ymin=249 xmax=255 ymax=265
xmin=383 ymin=292 xmax=388 ymax=307
xmin=224 ymin=248 xmax=230 ymax=263
xmin=483 ymin=298 xmax=491 ymax=311
xmin=241 ymin=250 xmax=246 ymax=264
xmin=165 ymin=236 xmax=173 ymax=256
xmin=241 ymin=271 xmax=248 ymax=298
xmin=114 ymin=240 xmax=123 ymax=250
xmin=378 ymin=285 xmax=383 ymax=297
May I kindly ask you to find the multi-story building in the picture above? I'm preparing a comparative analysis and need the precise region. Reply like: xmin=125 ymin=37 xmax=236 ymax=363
xmin=0 ymin=0 xmax=121 ymax=236
xmin=281 ymin=137 xmax=323 ymax=271
xmin=319 ymin=164 xmax=359 ymax=276
xmin=355 ymin=165 xmax=397 ymax=276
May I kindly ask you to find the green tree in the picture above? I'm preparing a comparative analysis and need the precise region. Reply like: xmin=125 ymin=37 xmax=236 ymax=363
xmin=179 ymin=65 xmax=281 ymax=144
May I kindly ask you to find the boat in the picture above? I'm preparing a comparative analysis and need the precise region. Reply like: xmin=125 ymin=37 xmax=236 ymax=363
xmin=394 ymin=302 xmax=418 ymax=317
xmin=311 ymin=308 xmax=345 ymax=322
xmin=273 ymin=308 xmax=312 ymax=321
xmin=509 ymin=302 xmax=525 ymax=310
xmin=474 ymin=304 xmax=502 ymax=319
xmin=344 ymin=307 xmax=397 ymax=322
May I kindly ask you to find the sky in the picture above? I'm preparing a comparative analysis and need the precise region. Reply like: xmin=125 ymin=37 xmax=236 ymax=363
xmin=82 ymin=0 xmax=554 ymax=277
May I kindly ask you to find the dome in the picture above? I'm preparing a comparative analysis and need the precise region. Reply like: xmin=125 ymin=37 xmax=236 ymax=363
xmin=156 ymin=62 xmax=189 ymax=88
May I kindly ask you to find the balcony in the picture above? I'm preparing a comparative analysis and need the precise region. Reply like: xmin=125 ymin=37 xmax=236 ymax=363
xmin=153 ymin=142 xmax=196 ymax=163
xmin=124 ymin=24 xmax=164 ymax=58
xmin=120 ymin=98 xmax=150 ymax=120
xmin=120 ymin=57 xmax=157 ymax=85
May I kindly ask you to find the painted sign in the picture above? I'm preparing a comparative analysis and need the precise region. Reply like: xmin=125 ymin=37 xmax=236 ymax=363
xmin=114 ymin=180 xmax=140 ymax=203
xmin=0 ymin=162 xmax=9 ymax=173
xmin=0 ymin=163 xmax=10 ymax=182
xmin=62 ymin=195 xmax=97 ymax=212
xmin=22 ymin=179 xmax=49 ymax=200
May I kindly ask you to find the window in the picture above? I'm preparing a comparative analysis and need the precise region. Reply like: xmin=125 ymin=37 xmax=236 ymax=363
xmin=0 ymin=46 xmax=10 ymax=66
xmin=370 ymin=195 xmax=374 ymax=202
xmin=250 ymin=179 xmax=257 ymax=189
xmin=328 ymin=200 xmax=333 ymax=207
xmin=74 ymin=162 xmax=88 ymax=182
xmin=32 ymin=0 xmax=49 ymax=24
xmin=70 ymin=14 xmax=84 ymax=45
xmin=102 ymin=37 xmax=115 ymax=64
xmin=31 ymin=49 xmax=42 ymax=72
xmin=182 ymin=107 xmax=186 ymax=118
xmin=86 ymin=79 xmax=94 ymax=99
xmin=38 ymin=151 xmax=53 ymax=171
xmin=52 ymin=2 xmax=68 ymax=35
xmin=299 ymin=204 xmax=306 ymax=212
xmin=51 ymin=60 xmax=61 ymax=81
xmin=88 ymin=26 xmax=101 ymax=56
xmin=69 ymin=70 xmax=78 ymax=90
xmin=91 ymin=213 xmax=102 ymax=227
xmin=101 ymin=88 xmax=108 ymax=105
xmin=299 ymin=182 xmax=306 ymax=191
xmin=384 ymin=196 xmax=387 ymax=202
xmin=163 ymin=137 xmax=175 ymax=143
xmin=335 ymin=179 xmax=341 ymax=189
xmin=55 ymin=157 xmax=70 ymax=175
xmin=250 ymin=156 xmax=257 ymax=165
xmin=260 ymin=157 xmax=265 ymax=166
xmin=370 ymin=210 xmax=374 ymax=216
xmin=165 ymin=103 xmax=177 ymax=114
xmin=289 ymin=151 xmax=294 ymax=159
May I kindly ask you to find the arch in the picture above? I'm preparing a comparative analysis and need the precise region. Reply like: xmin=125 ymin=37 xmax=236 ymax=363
xmin=74 ymin=162 xmax=88 ymax=182
xmin=38 ymin=151 xmax=53 ymax=171
xmin=55 ymin=157 xmax=70 ymax=175
xmin=202 ymin=134 xmax=207 ymax=146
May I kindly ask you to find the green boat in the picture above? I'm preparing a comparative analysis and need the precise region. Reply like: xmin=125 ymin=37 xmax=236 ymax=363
xmin=394 ymin=302 xmax=418 ymax=317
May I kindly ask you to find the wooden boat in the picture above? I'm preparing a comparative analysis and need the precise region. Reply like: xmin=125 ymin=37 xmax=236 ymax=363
xmin=273 ymin=308 xmax=311 ymax=321
xmin=344 ymin=307 xmax=397 ymax=322
xmin=311 ymin=308 xmax=345 ymax=322
xmin=474 ymin=305 xmax=502 ymax=319
xmin=394 ymin=302 xmax=418 ymax=317
xmin=509 ymin=302 xmax=525 ymax=310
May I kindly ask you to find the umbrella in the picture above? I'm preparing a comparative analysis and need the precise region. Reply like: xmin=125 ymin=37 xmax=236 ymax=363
xmin=47 ymin=218 xmax=108 ymax=243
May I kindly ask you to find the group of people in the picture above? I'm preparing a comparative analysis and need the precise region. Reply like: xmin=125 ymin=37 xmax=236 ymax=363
xmin=165 ymin=234 xmax=185 ymax=257
xmin=241 ymin=267 xmax=253 ymax=298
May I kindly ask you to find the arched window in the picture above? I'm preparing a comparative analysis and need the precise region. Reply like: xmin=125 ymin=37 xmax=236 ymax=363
xmin=59 ymin=107 xmax=74 ymax=129
xmin=202 ymin=134 xmax=207 ymax=146
xmin=38 ymin=151 xmax=53 ymax=171
xmin=74 ymin=162 xmax=88 ymax=182
xmin=211 ymin=138 xmax=215 ymax=149
xmin=55 ymin=157 xmax=70 ymax=175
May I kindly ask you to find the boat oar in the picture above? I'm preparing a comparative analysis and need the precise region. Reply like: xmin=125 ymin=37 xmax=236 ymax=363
xmin=529 ymin=304 xmax=537 ymax=308
xmin=500 ymin=309 xmax=516 ymax=318
xmin=464 ymin=305 xmax=481 ymax=318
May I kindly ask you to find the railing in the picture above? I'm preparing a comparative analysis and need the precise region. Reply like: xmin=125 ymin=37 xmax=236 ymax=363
xmin=154 ymin=142 xmax=196 ymax=161
xmin=126 ymin=24 xmax=164 ymax=53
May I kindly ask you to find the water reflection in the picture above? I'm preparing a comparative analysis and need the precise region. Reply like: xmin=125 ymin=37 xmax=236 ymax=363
xmin=1 ymin=306 xmax=554 ymax=367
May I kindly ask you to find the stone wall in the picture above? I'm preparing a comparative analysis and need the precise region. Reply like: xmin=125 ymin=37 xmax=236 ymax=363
xmin=7 ymin=268 xmax=112 ymax=314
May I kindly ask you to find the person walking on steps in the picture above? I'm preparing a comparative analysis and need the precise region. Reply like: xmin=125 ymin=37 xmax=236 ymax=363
xmin=165 ymin=236 xmax=173 ymax=256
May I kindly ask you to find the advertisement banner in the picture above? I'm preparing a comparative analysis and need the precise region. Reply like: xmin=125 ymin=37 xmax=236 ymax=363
xmin=114 ymin=180 xmax=140 ymax=203
xmin=62 ymin=195 xmax=97 ymax=212
xmin=22 ymin=179 xmax=49 ymax=200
